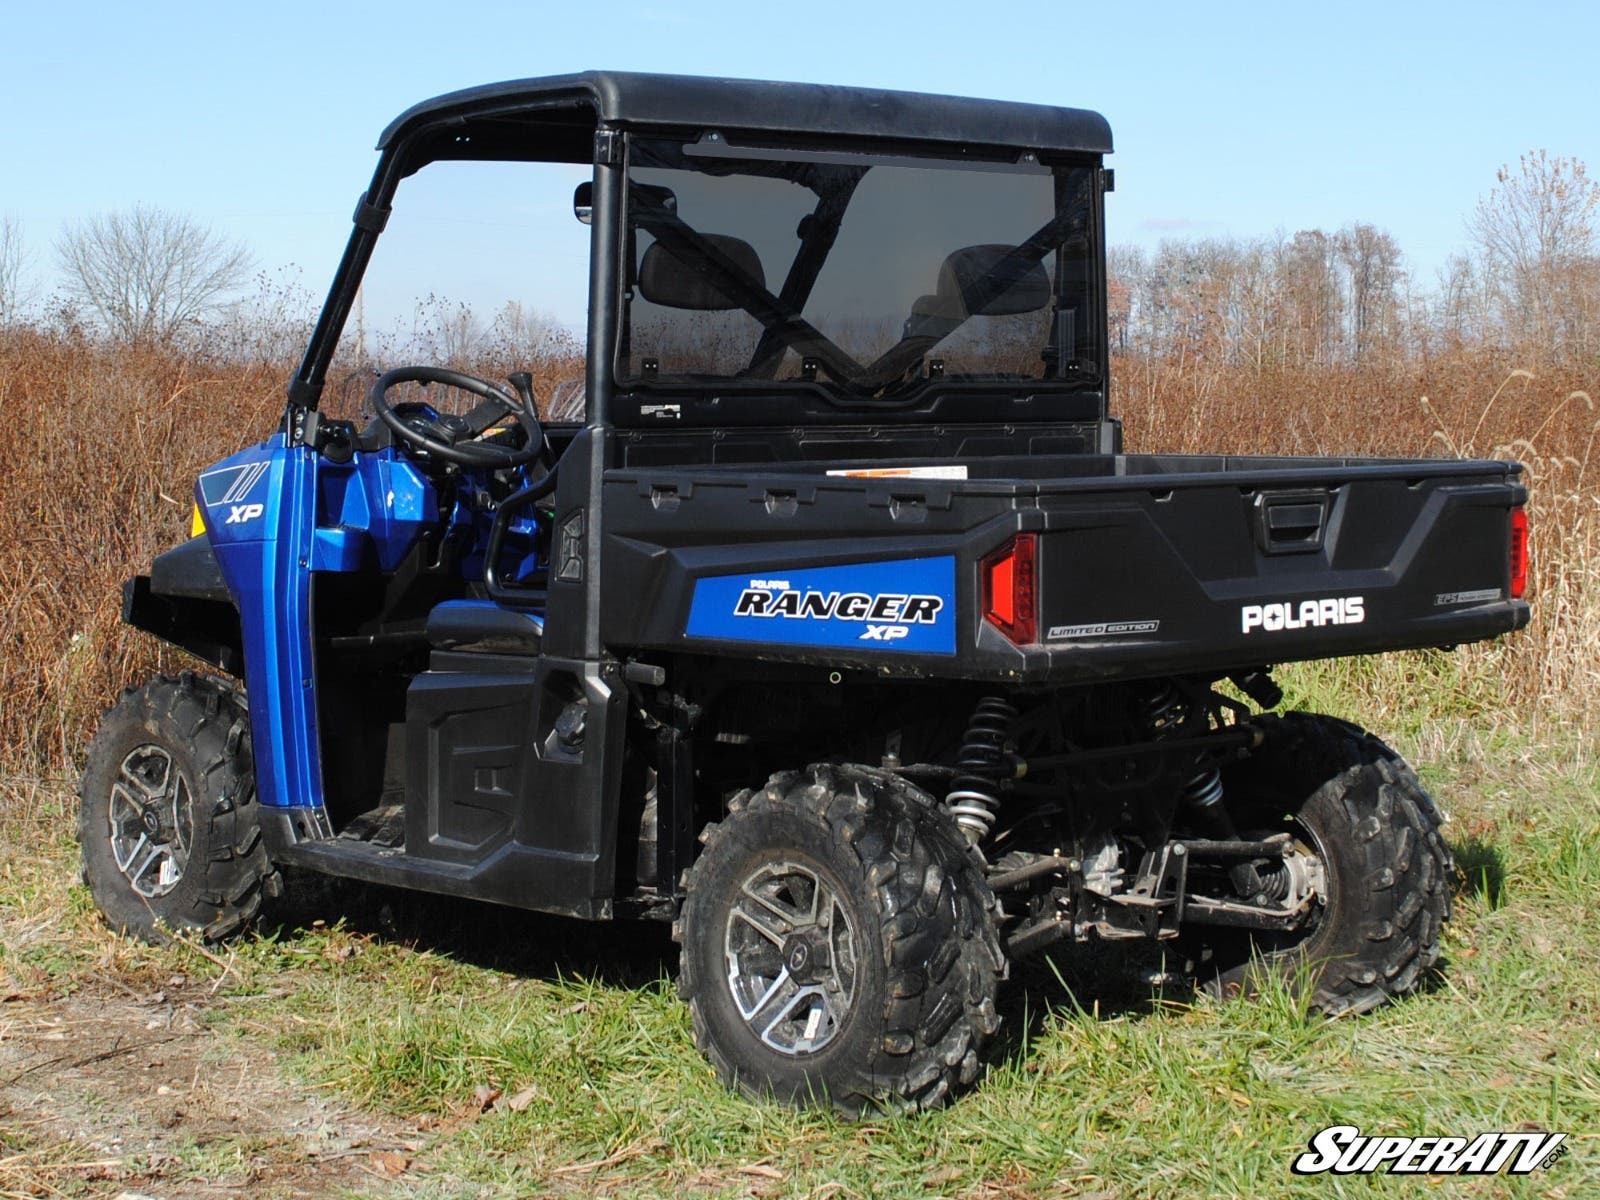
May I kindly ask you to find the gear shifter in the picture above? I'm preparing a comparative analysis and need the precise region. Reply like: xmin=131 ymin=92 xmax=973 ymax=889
xmin=507 ymin=371 xmax=537 ymax=417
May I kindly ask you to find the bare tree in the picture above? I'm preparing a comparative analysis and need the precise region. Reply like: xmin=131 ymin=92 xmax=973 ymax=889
xmin=1112 ymin=237 xmax=1285 ymax=370
xmin=491 ymin=301 xmax=581 ymax=361
xmin=1282 ymin=230 xmax=1344 ymax=366
xmin=56 ymin=205 xmax=253 ymax=344
xmin=412 ymin=294 xmax=484 ymax=365
xmin=1215 ymin=238 xmax=1280 ymax=372
xmin=1106 ymin=244 xmax=1141 ymax=356
xmin=1468 ymin=150 xmax=1599 ymax=356
xmin=0 ymin=214 xmax=28 ymax=325
xmin=1336 ymin=223 xmax=1404 ymax=364
xmin=1132 ymin=239 xmax=1227 ymax=364
xmin=1422 ymin=253 xmax=1484 ymax=352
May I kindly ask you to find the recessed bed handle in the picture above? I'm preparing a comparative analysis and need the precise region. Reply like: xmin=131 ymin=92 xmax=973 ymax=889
xmin=1251 ymin=489 xmax=1330 ymax=555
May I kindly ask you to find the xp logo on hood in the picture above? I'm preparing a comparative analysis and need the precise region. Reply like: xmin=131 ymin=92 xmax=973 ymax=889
xmin=687 ymin=557 xmax=955 ymax=654
xmin=197 ymin=457 xmax=276 ymax=539
xmin=198 ymin=459 xmax=271 ymax=510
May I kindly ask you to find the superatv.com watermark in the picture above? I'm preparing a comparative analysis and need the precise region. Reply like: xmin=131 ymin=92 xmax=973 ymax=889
xmin=1292 ymin=1125 xmax=1567 ymax=1175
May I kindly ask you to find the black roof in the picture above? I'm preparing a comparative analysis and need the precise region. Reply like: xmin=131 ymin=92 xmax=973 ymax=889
xmin=378 ymin=71 xmax=1112 ymax=156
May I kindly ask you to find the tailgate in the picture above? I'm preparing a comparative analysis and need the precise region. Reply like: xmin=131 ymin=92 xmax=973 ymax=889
xmin=1025 ymin=460 xmax=1529 ymax=677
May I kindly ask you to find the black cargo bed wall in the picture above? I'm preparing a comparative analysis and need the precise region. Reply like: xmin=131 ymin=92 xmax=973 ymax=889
xmin=611 ymin=422 xmax=1107 ymax=470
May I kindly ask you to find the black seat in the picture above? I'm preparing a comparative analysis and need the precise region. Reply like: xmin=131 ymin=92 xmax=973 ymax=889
xmin=937 ymin=243 xmax=1052 ymax=316
xmin=424 ymin=601 xmax=544 ymax=655
xmin=638 ymin=233 xmax=765 ymax=311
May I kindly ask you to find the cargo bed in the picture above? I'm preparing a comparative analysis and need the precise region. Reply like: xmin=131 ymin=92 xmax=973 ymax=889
xmin=600 ymin=452 xmax=1529 ymax=684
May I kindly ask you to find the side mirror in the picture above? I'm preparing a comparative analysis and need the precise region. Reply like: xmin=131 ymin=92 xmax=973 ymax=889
xmin=578 ymin=180 xmax=680 ymax=226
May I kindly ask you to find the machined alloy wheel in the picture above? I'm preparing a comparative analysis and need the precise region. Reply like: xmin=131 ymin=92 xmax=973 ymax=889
xmin=725 ymin=860 xmax=858 ymax=1055
xmin=108 ymin=745 xmax=194 ymax=898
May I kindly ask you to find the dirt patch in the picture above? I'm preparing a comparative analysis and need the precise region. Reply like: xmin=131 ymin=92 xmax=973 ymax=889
xmin=0 ymin=980 xmax=418 ymax=1198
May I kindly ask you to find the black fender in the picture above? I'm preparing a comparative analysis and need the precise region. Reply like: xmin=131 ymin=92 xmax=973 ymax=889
xmin=123 ymin=536 xmax=244 ymax=676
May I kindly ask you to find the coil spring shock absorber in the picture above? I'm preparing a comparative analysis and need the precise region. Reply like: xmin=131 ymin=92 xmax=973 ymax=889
xmin=1251 ymin=861 xmax=1292 ymax=901
xmin=1142 ymin=685 xmax=1226 ymax=821
xmin=946 ymin=697 xmax=1018 ymax=845
xmin=1144 ymin=684 xmax=1266 ymax=896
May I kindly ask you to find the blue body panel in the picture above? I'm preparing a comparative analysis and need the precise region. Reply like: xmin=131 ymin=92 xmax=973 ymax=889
xmin=200 ymin=440 xmax=325 ymax=816
xmin=686 ymin=556 xmax=957 ymax=654
xmin=196 ymin=436 xmax=541 ymax=817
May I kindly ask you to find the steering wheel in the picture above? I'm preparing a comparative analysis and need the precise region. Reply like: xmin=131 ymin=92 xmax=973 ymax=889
xmin=369 ymin=366 xmax=551 ymax=471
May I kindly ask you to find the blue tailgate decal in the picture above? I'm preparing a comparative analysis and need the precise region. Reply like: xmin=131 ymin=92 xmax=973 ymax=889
xmin=687 ymin=557 xmax=956 ymax=654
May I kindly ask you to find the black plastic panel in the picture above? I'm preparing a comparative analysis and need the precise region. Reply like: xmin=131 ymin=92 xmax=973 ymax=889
xmin=599 ymin=453 xmax=1529 ymax=684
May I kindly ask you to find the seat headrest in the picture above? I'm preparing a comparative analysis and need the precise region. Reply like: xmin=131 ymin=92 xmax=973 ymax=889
xmin=639 ymin=235 xmax=766 ymax=311
xmin=937 ymin=244 xmax=1051 ymax=316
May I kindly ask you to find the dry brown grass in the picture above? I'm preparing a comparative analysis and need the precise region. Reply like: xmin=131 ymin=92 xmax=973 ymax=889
xmin=0 ymin=328 xmax=1594 ymax=781
xmin=0 ymin=329 xmax=282 ymax=778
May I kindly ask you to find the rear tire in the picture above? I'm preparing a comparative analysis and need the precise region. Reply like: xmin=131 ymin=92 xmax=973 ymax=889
xmin=676 ymin=764 xmax=1005 ymax=1114
xmin=78 ymin=673 xmax=279 ymax=943
xmin=1199 ymin=713 xmax=1452 ymax=1014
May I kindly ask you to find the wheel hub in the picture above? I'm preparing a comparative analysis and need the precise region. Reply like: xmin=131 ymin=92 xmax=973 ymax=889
xmin=1282 ymin=845 xmax=1327 ymax=911
xmin=783 ymin=937 xmax=811 ymax=975
xmin=781 ymin=931 xmax=834 ymax=983
xmin=724 ymin=860 xmax=858 ymax=1056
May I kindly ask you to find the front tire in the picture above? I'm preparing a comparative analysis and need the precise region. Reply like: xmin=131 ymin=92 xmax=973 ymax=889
xmin=676 ymin=764 xmax=1005 ymax=1114
xmin=1200 ymin=713 xmax=1453 ymax=1014
xmin=78 ymin=673 xmax=279 ymax=943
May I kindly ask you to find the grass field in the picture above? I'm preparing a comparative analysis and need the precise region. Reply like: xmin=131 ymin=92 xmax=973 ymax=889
xmin=2 ymin=663 xmax=1596 ymax=1200
xmin=0 ymin=331 xmax=1596 ymax=1197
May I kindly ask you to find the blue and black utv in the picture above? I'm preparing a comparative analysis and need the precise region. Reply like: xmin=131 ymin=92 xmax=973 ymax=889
xmin=79 ymin=72 xmax=1530 ymax=1113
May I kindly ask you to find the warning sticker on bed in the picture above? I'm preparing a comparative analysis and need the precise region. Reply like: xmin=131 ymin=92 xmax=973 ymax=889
xmin=824 ymin=465 xmax=968 ymax=480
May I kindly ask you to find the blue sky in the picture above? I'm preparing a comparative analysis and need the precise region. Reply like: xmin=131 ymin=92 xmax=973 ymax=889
xmin=4 ymin=0 xmax=1597 ymax=330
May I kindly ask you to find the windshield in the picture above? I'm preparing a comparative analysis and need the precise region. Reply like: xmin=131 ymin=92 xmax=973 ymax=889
xmin=620 ymin=137 xmax=1103 ymax=402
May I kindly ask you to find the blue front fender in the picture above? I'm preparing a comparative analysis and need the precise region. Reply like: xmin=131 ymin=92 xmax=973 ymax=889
xmin=193 ymin=432 xmax=535 ymax=831
xmin=198 ymin=439 xmax=325 ymax=826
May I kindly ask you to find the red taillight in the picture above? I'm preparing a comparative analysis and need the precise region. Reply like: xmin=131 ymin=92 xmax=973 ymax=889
xmin=981 ymin=533 xmax=1037 ymax=645
xmin=1509 ymin=506 xmax=1529 ymax=599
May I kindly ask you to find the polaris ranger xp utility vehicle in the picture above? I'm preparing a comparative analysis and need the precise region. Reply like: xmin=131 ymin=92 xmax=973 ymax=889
xmin=81 ymin=71 xmax=1530 ymax=1113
